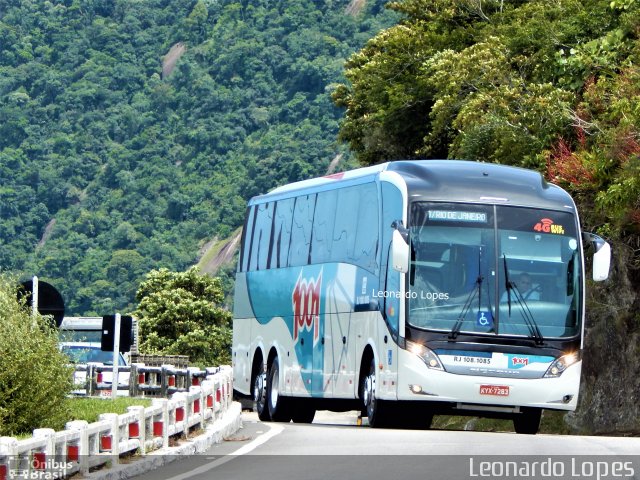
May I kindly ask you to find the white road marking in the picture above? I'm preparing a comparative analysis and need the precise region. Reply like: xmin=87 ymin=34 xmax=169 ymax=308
xmin=162 ymin=423 xmax=284 ymax=480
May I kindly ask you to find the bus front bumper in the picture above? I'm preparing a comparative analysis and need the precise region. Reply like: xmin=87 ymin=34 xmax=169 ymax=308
xmin=396 ymin=349 xmax=581 ymax=412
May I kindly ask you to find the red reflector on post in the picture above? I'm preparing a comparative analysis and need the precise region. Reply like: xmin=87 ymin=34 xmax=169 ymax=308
xmin=194 ymin=399 xmax=200 ymax=414
xmin=176 ymin=407 xmax=184 ymax=422
xmin=97 ymin=372 xmax=103 ymax=383
xmin=100 ymin=435 xmax=112 ymax=452
xmin=216 ymin=389 xmax=221 ymax=403
xmin=206 ymin=395 xmax=213 ymax=408
xmin=67 ymin=445 xmax=79 ymax=463
xmin=192 ymin=376 xmax=200 ymax=386
xmin=0 ymin=464 xmax=7 ymax=480
xmin=129 ymin=422 xmax=140 ymax=438
xmin=33 ymin=452 xmax=46 ymax=470
xmin=168 ymin=375 xmax=176 ymax=387
xmin=153 ymin=421 xmax=163 ymax=437
xmin=138 ymin=373 xmax=145 ymax=384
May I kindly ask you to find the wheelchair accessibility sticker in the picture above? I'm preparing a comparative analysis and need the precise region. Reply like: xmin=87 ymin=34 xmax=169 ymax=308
xmin=476 ymin=311 xmax=494 ymax=328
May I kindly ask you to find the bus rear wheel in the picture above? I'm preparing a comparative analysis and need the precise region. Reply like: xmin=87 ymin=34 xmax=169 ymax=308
xmin=267 ymin=356 xmax=292 ymax=422
xmin=291 ymin=399 xmax=316 ymax=423
xmin=513 ymin=408 xmax=542 ymax=434
xmin=254 ymin=368 xmax=270 ymax=421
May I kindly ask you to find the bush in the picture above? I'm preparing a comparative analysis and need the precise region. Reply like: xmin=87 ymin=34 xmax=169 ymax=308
xmin=0 ymin=275 xmax=73 ymax=435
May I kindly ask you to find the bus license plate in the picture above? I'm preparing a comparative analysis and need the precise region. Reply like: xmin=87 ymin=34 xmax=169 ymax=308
xmin=479 ymin=385 xmax=509 ymax=396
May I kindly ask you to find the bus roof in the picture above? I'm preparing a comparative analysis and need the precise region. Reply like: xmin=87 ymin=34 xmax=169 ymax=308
xmin=250 ymin=163 xmax=387 ymax=204
xmin=387 ymin=160 xmax=576 ymax=212
xmin=251 ymin=160 xmax=575 ymax=212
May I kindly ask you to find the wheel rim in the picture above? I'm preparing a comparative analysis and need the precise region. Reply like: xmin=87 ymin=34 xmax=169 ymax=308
xmin=363 ymin=370 xmax=375 ymax=414
xmin=270 ymin=366 xmax=280 ymax=409
xmin=254 ymin=372 xmax=266 ymax=410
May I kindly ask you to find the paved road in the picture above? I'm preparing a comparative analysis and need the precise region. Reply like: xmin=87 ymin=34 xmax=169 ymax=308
xmin=135 ymin=410 xmax=640 ymax=480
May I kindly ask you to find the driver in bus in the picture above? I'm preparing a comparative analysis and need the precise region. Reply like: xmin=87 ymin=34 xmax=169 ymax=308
xmin=500 ymin=272 xmax=540 ymax=302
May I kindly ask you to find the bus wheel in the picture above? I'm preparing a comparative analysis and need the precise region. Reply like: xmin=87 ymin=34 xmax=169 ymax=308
xmin=254 ymin=368 xmax=270 ymax=421
xmin=291 ymin=399 xmax=316 ymax=423
xmin=267 ymin=356 xmax=292 ymax=422
xmin=362 ymin=358 xmax=389 ymax=428
xmin=394 ymin=402 xmax=433 ymax=429
xmin=513 ymin=408 xmax=542 ymax=434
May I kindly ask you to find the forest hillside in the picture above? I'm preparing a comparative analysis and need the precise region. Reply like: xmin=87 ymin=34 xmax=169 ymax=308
xmin=0 ymin=0 xmax=396 ymax=314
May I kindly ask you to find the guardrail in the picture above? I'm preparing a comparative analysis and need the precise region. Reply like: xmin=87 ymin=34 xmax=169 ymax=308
xmin=79 ymin=363 xmax=215 ymax=397
xmin=0 ymin=366 xmax=233 ymax=480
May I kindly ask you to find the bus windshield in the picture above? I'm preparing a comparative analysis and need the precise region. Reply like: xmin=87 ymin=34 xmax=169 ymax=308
xmin=408 ymin=202 xmax=582 ymax=339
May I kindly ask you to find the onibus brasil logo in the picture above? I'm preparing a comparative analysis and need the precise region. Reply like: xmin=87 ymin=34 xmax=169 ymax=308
xmin=292 ymin=269 xmax=322 ymax=345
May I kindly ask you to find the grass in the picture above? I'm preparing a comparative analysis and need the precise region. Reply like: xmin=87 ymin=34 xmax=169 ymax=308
xmin=66 ymin=396 xmax=153 ymax=423
xmin=431 ymin=410 xmax=574 ymax=435
xmin=15 ymin=397 xmax=154 ymax=439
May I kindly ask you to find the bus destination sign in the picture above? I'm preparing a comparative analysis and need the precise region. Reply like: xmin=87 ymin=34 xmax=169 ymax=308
xmin=428 ymin=210 xmax=488 ymax=223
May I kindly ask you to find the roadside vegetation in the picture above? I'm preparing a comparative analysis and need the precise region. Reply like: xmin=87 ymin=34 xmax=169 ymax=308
xmin=432 ymin=411 xmax=573 ymax=435
xmin=67 ymin=397 xmax=153 ymax=424
xmin=0 ymin=275 xmax=73 ymax=436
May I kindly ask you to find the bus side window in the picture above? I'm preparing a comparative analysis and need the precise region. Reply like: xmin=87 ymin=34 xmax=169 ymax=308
xmin=249 ymin=202 xmax=274 ymax=271
xmin=289 ymin=194 xmax=316 ymax=267
xmin=353 ymin=183 xmax=379 ymax=272
xmin=240 ymin=206 xmax=256 ymax=272
xmin=271 ymin=198 xmax=294 ymax=269
xmin=311 ymin=190 xmax=338 ymax=264
xmin=332 ymin=186 xmax=360 ymax=266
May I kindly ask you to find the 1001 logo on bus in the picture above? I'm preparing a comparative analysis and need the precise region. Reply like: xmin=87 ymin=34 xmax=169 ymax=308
xmin=292 ymin=270 xmax=322 ymax=345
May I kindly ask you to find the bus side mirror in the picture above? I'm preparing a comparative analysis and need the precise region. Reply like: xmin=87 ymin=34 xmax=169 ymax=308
xmin=583 ymin=232 xmax=611 ymax=282
xmin=392 ymin=229 xmax=409 ymax=273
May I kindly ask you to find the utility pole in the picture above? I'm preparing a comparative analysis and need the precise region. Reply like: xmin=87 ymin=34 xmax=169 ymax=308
xmin=112 ymin=313 xmax=121 ymax=398
xmin=32 ymin=275 xmax=39 ymax=324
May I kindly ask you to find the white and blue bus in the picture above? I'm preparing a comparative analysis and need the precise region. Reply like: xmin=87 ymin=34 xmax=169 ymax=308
xmin=232 ymin=160 xmax=611 ymax=433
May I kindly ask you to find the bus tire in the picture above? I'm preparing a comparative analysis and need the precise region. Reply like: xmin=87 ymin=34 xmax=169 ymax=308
xmin=267 ymin=356 xmax=292 ymax=422
xmin=291 ymin=399 xmax=316 ymax=423
xmin=362 ymin=357 xmax=390 ymax=428
xmin=394 ymin=402 xmax=433 ymax=429
xmin=254 ymin=365 xmax=271 ymax=422
xmin=513 ymin=408 xmax=542 ymax=434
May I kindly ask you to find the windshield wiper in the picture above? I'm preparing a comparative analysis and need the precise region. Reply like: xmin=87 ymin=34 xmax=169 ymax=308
xmin=449 ymin=249 xmax=484 ymax=341
xmin=503 ymin=253 xmax=512 ymax=315
xmin=503 ymin=254 xmax=544 ymax=346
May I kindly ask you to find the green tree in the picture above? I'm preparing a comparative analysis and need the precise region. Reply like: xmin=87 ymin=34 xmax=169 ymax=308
xmin=134 ymin=267 xmax=232 ymax=367
xmin=0 ymin=275 xmax=73 ymax=435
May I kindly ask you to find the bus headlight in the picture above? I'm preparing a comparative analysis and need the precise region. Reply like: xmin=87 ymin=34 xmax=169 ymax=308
xmin=406 ymin=341 xmax=444 ymax=371
xmin=544 ymin=351 xmax=581 ymax=378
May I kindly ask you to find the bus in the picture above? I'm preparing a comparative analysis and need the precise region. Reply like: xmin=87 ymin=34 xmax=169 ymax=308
xmin=232 ymin=160 xmax=611 ymax=433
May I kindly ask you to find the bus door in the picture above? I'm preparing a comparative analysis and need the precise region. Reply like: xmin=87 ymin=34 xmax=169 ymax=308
xmin=378 ymin=182 xmax=404 ymax=398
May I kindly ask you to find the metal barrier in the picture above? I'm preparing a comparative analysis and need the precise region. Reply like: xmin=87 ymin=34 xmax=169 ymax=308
xmin=0 ymin=366 xmax=233 ymax=480
xmin=128 ymin=364 xmax=216 ymax=397
xmin=74 ymin=363 xmax=219 ymax=397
